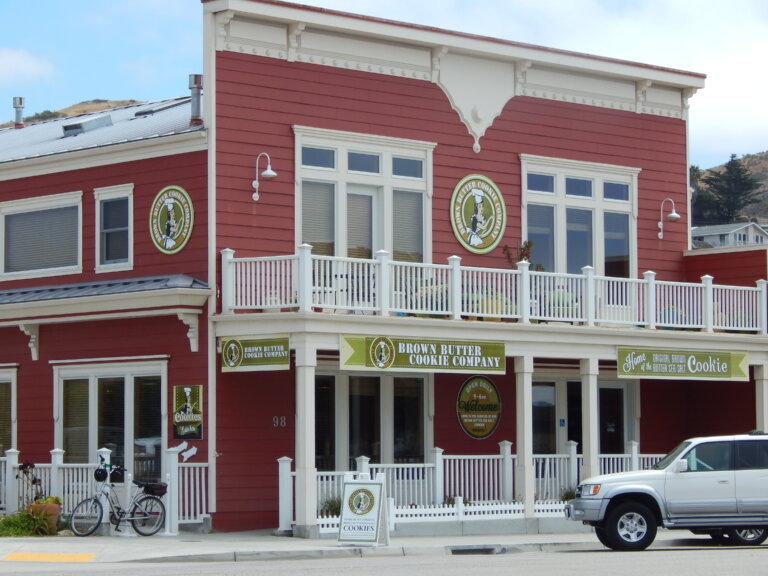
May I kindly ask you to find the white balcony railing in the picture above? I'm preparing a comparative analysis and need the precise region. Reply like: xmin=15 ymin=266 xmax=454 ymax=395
xmin=221 ymin=246 xmax=768 ymax=334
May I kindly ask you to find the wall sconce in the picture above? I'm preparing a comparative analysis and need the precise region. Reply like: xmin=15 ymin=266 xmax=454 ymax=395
xmin=251 ymin=152 xmax=277 ymax=201
xmin=657 ymin=198 xmax=681 ymax=239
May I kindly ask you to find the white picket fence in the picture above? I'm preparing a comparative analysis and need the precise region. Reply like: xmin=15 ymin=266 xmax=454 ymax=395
xmin=281 ymin=441 xmax=666 ymax=533
xmin=0 ymin=447 xmax=209 ymax=531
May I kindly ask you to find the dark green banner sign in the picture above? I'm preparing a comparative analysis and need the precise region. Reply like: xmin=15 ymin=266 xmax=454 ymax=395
xmin=618 ymin=347 xmax=748 ymax=381
xmin=221 ymin=336 xmax=290 ymax=372
xmin=341 ymin=335 xmax=505 ymax=373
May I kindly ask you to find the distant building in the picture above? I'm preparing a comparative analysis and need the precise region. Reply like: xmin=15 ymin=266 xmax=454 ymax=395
xmin=692 ymin=222 xmax=768 ymax=248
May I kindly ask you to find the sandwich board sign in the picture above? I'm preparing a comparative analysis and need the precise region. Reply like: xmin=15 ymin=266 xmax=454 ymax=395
xmin=337 ymin=473 xmax=389 ymax=546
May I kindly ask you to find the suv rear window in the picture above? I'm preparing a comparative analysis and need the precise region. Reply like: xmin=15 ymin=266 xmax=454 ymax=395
xmin=736 ymin=440 xmax=768 ymax=470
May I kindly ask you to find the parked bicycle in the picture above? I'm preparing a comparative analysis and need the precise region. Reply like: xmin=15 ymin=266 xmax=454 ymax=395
xmin=70 ymin=456 xmax=167 ymax=537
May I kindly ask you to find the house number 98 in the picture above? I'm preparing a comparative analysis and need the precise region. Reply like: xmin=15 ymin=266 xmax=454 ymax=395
xmin=273 ymin=416 xmax=287 ymax=428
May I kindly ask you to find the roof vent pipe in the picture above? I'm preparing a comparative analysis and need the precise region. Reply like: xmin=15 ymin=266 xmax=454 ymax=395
xmin=189 ymin=74 xmax=203 ymax=126
xmin=13 ymin=97 xmax=25 ymax=129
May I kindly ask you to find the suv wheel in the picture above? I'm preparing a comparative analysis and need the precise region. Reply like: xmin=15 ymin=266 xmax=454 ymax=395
xmin=603 ymin=502 xmax=657 ymax=551
xmin=726 ymin=528 xmax=768 ymax=546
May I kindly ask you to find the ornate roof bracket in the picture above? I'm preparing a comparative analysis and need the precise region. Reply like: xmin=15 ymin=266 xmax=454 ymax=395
xmin=635 ymin=80 xmax=652 ymax=113
xmin=178 ymin=313 xmax=199 ymax=352
xmin=18 ymin=324 xmax=39 ymax=361
xmin=288 ymin=22 xmax=306 ymax=62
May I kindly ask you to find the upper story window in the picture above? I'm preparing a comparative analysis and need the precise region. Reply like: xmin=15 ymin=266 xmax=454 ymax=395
xmin=520 ymin=155 xmax=640 ymax=277
xmin=294 ymin=126 xmax=435 ymax=263
xmin=0 ymin=191 xmax=82 ymax=280
xmin=94 ymin=184 xmax=133 ymax=273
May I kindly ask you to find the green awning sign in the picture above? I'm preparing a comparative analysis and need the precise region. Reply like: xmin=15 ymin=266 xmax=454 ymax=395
xmin=340 ymin=335 xmax=505 ymax=373
xmin=221 ymin=336 xmax=290 ymax=372
xmin=618 ymin=347 xmax=748 ymax=381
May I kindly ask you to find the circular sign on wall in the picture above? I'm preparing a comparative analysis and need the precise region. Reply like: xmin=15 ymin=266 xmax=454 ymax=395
xmin=456 ymin=375 xmax=501 ymax=439
xmin=149 ymin=185 xmax=194 ymax=254
xmin=449 ymin=174 xmax=506 ymax=254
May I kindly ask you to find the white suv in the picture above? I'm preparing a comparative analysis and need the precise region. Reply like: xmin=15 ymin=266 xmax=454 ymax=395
xmin=564 ymin=433 xmax=768 ymax=550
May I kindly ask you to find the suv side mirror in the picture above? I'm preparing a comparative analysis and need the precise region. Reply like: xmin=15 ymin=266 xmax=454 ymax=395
xmin=674 ymin=460 xmax=688 ymax=473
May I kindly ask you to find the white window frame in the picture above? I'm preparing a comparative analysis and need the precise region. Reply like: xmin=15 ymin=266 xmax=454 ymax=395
xmin=0 ymin=191 xmax=83 ymax=281
xmin=294 ymin=125 xmax=436 ymax=262
xmin=520 ymin=154 xmax=640 ymax=277
xmin=0 ymin=366 xmax=17 ymax=452
xmin=94 ymin=184 xmax=133 ymax=273
xmin=53 ymin=359 xmax=168 ymax=471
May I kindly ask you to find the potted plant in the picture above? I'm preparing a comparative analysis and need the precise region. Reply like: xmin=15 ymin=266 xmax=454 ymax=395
xmin=28 ymin=496 xmax=62 ymax=535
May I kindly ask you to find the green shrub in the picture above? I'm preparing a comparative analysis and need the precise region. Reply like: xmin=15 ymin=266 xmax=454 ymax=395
xmin=0 ymin=511 xmax=38 ymax=537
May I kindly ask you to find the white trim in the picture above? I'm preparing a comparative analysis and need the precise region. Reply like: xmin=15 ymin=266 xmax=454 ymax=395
xmin=0 ymin=368 xmax=17 ymax=451
xmin=94 ymin=184 xmax=134 ymax=274
xmin=0 ymin=131 xmax=207 ymax=182
xmin=50 ymin=354 xmax=170 ymax=365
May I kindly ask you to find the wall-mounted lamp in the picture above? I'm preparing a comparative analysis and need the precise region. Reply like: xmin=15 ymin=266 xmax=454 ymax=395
xmin=251 ymin=152 xmax=277 ymax=201
xmin=657 ymin=198 xmax=681 ymax=239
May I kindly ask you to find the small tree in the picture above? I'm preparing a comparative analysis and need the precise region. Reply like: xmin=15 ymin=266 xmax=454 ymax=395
xmin=701 ymin=154 xmax=760 ymax=223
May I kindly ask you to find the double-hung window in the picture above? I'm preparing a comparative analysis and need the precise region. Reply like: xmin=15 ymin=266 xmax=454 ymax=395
xmin=0 ymin=192 xmax=82 ymax=279
xmin=94 ymin=184 xmax=133 ymax=272
xmin=521 ymin=155 xmax=639 ymax=277
xmin=295 ymin=126 xmax=435 ymax=263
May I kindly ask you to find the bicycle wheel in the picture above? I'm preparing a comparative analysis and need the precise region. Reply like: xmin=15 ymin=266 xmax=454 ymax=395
xmin=70 ymin=498 xmax=103 ymax=537
xmin=130 ymin=495 xmax=165 ymax=536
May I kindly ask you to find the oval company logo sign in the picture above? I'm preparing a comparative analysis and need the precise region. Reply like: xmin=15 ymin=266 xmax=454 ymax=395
xmin=456 ymin=375 xmax=501 ymax=439
xmin=450 ymin=174 xmax=506 ymax=254
xmin=149 ymin=185 xmax=194 ymax=254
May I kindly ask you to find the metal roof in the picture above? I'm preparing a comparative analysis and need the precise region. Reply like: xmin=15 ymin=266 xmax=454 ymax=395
xmin=0 ymin=97 xmax=203 ymax=164
xmin=692 ymin=223 xmax=768 ymax=236
xmin=0 ymin=274 xmax=208 ymax=305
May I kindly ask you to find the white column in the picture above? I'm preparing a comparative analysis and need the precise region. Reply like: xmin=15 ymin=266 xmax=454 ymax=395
xmin=580 ymin=357 xmax=600 ymax=480
xmin=514 ymin=356 xmax=534 ymax=516
xmin=755 ymin=364 xmax=768 ymax=432
xmin=293 ymin=337 xmax=318 ymax=538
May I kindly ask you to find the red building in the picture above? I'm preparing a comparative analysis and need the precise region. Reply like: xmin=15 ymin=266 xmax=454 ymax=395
xmin=1 ymin=0 xmax=766 ymax=537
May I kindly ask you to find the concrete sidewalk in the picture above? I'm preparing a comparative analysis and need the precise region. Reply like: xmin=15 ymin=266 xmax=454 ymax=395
xmin=0 ymin=528 xmax=695 ymax=564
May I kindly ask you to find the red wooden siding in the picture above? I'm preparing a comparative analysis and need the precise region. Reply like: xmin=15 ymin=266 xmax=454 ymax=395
xmin=684 ymin=248 xmax=768 ymax=286
xmin=215 ymin=52 xmax=690 ymax=279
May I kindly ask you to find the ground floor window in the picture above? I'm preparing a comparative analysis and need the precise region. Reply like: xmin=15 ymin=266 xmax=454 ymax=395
xmin=315 ymin=373 xmax=427 ymax=471
xmin=0 ymin=369 xmax=15 ymax=454
xmin=55 ymin=361 xmax=166 ymax=482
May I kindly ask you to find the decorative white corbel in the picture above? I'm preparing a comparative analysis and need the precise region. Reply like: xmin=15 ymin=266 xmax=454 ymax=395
xmin=177 ymin=313 xmax=199 ymax=353
xmin=635 ymin=80 xmax=652 ymax=113
xmin=515 ymin=60 xmax=532 ymax=94
xmin=431 ymin=46 xmax=448 ymax=83
xmin=288 ymin=22 xmax=306 ymax=62
xmin=19 ymin=324 xmax=39 ymax=361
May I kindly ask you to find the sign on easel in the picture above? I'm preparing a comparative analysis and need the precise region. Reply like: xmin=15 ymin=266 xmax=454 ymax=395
xmin=337 ymin=473 xmax=389 ymax=546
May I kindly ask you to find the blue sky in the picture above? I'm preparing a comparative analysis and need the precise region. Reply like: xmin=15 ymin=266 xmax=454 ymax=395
xmin=1 ymin=0 xmax=766 ymax=169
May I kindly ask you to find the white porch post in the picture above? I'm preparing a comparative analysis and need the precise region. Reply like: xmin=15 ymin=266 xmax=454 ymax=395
xmin=514 ymin=356 xmax=534 ymax=516
xmin=432 ymin=447 xmax=444 ymax=505
xmin=293 ymin=337 xmax=318 ymax=538
xmin=277 ymin=456 xmax=294 ymax=534
xmin=580 ymin=357 xmax=600 ymax=480
xmin=499 ymin=440 xmax=514 ymax=502
xmin=755 ymin=364 xmax=768 ymax=432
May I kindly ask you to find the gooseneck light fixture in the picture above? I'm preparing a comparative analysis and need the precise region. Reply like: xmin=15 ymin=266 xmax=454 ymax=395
xmin=657 ymin=197 xmax=681 ymax=239
xmin=252 ymin=152 xmax=277 ymax=201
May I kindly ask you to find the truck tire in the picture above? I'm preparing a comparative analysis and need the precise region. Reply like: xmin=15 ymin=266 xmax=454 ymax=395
xmin=726 ymin=528 xmax=768 ymax=546
xmin=594 ymin=526 xmax=612 ymax=548
xmin=603 ymin=501 xmax=657 ymax=551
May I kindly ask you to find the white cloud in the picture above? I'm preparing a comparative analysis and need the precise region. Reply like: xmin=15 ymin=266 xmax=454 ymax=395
xmin=0 ymin=48 xmax=55 ymax=86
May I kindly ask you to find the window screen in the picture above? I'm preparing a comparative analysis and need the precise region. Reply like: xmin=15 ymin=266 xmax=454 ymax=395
xmin=5 ymin=206 xmax=78 ymax=272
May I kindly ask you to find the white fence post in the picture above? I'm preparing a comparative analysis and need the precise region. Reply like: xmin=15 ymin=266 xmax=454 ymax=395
xmin=220 ymin=248 xmax=235 ymax=314
xmin=164 ymin=443 xmax=186 ymax=536
xmin=448 ymin=255 xmax=462 ymax=320
xmin=644 ymin=271 xmax=657 ymax=329
xmin=517 ymin=260 xmax=531 ymax=323
xmin=97 ymin=446 xmax=112 ymax=466
xmin=376 ymin=250 xmax=391 ymax=317
xmin=50 ymin=448 xmax=64 ymax=500
xmin=277 ymin=456 xmax=294 ymax=533
xmin=628 ymin=440 xmax=640 ymax=471
xmin=298 ymin=244 xmax=313 ymax=312
xmin=455 ymin=495 xmax=465 ymax=520
xmin=758 ymin=279 xmax=768 ymax=335
xmin=701 ymin=275 xmax=714 ymax=333
xmin=566 ymin=440 xmax=579 ymax=489
xmin=355 ymin=455 xmax=370 ymax=478
xmin=5 ymin=449 xmax=19 ymax=513
xmin=499 ymin=441 xmax=513 ymax=502
xmin=582 ymin=266 xmax=595 ymax=326
xmin=432 ymin=447 xmax=444 ymax=505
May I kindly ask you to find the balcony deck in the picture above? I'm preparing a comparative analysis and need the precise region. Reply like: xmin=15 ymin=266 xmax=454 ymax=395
xmin=221 ymin=245 xmax=768 ymax=335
